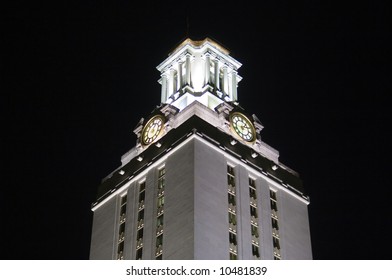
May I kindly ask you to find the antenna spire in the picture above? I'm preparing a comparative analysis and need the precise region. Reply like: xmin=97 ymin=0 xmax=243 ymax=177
xmin=186 ymin=16 xmax=190 ymax=38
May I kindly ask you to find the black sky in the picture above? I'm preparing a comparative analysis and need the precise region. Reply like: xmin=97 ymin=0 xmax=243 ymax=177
xmin=2 ymin=1 xmax=390 ymax=260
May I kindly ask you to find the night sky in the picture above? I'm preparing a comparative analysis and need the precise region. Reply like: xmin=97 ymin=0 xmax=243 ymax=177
xmin=3 ymin=1 xmax=390 ymax=260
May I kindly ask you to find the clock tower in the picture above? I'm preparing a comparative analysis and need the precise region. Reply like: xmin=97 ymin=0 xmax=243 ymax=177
xmin=89 ymin=38 xmax=312 ymax=260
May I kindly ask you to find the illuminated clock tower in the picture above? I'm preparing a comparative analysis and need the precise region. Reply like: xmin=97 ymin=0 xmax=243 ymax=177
xmin=89 ymin=38 xmax=312 ymax=260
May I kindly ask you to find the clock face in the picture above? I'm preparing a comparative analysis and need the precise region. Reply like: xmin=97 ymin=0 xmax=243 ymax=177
xmin=141 ymin=115 xmax=165 ymax=145
xmin=230 ymin=112 xmax=256 ymax=142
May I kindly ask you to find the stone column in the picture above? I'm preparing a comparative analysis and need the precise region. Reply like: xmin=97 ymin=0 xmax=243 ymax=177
xmin=214 ymin=59 xmax=220 ymax=90
xmin=231 ymin=70 xmax=238 ymax=101
xmin=185 ymin=54 xmax=191 ymax=86
xmin=205 ymin=54 xmax=210 ymax=86
xmin=170 ymin=69 xmax=177 ymax=94
xmin=178 ymin=61 xmax=183 ymax=89
xmin=161 ymin=72 xmax=168 ymax=103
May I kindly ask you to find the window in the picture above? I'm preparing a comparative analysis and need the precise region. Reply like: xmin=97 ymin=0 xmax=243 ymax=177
xmin=229 ymin=232 xmax=237 ymax=245
xmin=157 ymin=196 xmax=164 ymax=208
xmin=156 ymin=234 xmax=163 ymax=245
xmin=138 ymin=191 xmax=145 ymax=203
xmin=252 ymin=244 xmax=260 ymax=258
xmin=117 ymin=194 xmax=127 ymax=260
xmin=159 ymin=168 xmax=165 ymax=177
xmin=227 ymin=174 xmax=235 ymax=186
xmin=120 ymin=195 xmax=127 ymax=205
xmin=119 ymin=196 xmax=127 ymax=223
xmin=157 ymin=214 xmax=164 ymax=226
xmin=270 ymin=200 xmax=278 ymax=212
xmin=270 ymin=190 xmax=277 ymax=200
xmin=228 ymin=193 xmax=236 ymax=206
xmin=137 ymin=228 xmax=143 ymax=240
xmin=230 ymin=253 xmax=237 ymax=260
xmin=135 ymin=181 xmax=145 ymax=260
xmin=250 ymin=205 xmax=258 ymax=218
xmin=249 ymin=178 xmax=257 ymax=199
xmin=156 ymin=233 xmax=163 ymax=257
xmin=249 ymin=188 xmax=257 ymax=200
xmin=137 ymin=209 xmax=144 ymax=221
xmin=249 ymin=177 xmax=260 ymax=259
xmin=229 ymin=212 xmax=237 ymax=225
xmin=118 ymin=223 xmax=125 ymax=241
xmin=273 ymin=236 xmax=280 ymax=250
xmin=155 ymin=167 xmax=165 ymax=260
xmin=272 ymin=217 xmax=279 ymax=230
xmin=136 ymin=248 xmax=142 ymax=260
xmin=251 ymin=225 xmax=259 ymax=238
xmin=270 ymin=189 xmax=281 ymax=260
xmin=227 ymin=164 xmax=238 ymax=260
xmin=136 ymin=228 xmax=143 ymax=250
xmin=117 ymin=241 xmax=124 ymax=260
xmin=227 ymin=165 xmax=234 ymax=175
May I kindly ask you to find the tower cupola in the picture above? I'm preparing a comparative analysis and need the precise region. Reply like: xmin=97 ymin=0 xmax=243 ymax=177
xmin=156 ymin=38 xmax=242 ymax=111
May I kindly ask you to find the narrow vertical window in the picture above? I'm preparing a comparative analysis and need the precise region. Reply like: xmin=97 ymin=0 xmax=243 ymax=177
xmin=155 ymin=167 xmax=165 ymax=259
xmin=270 ymin=189 xmax=281 ymax=260
xmin=117 ymin=194 xmax=127 ymax=260
xmin=227 ymin=165 xmax=238 ymax=259
xmin=135 ymin=181 xmax=145 ymax=260
xmin=249 ymin=178 xmax=260 ymax=259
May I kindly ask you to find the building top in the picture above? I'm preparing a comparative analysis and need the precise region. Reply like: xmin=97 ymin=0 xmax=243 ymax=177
xmin=92 ymin=37 xmax=308 ymax=210
xmin=156 ymin=37 xmax=242 ymax=111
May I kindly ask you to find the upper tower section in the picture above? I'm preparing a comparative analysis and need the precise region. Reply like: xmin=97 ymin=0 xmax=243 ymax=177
xmin=157 ymin=38 xmax=242 ymax=111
